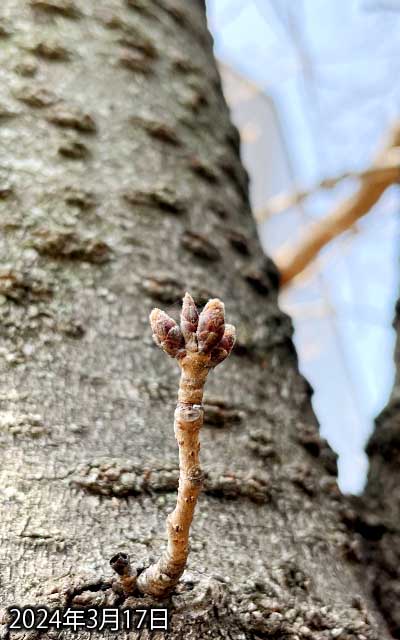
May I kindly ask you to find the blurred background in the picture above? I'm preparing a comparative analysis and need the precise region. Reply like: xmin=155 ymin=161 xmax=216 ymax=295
xmin=206 ymin=0 xmax=400 ymax=494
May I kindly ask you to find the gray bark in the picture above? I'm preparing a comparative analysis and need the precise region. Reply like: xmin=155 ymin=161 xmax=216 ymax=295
xmin=358 ymin=298 xmax=400 ymax=638
xmin=0 ymin=0 xmax=390 ymax=638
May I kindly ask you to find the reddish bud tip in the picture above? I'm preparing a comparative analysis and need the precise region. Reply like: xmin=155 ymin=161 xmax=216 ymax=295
xmin=209 ymin=324 xmax=236 ymax=366
xmin=219 ymin=324 xmax=236 ymax=354
xmin=197 ymin=298 xmax=225 ymax=353
xmin=149 ymin=308 xmax=185 ymax=358
xmin=150 ymin=308 xmax=175 ymax=339
xmin=180 ymin=292 xmax=199 ymax=348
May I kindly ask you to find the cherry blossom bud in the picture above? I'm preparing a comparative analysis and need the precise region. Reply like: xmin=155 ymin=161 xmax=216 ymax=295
xmin=209 ymin=347 xmax=228 ymax=367
xmin=219 ymin=324 xmax=236 ymax=354
xmin=149 ymin=308 xmax=185 ymax=358
xmin=209 ymin=324 xmax=236 ymax=366
xmin=164 ymin=325 xmax=185 ymax=357
xmin=197 ymin=298 xmax=225 ymax=354
xmin=180 ymin=292 xmax=199 ymax=349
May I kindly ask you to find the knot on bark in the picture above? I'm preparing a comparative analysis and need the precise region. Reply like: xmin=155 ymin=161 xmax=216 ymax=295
xmin=175 ymin=403 xmax=203 ymax=423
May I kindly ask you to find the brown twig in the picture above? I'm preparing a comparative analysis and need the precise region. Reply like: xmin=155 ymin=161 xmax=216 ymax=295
xmin=110 ymin=552 xmax=137 ymax=595
xmin=255 ymin=148 xmax=400 ymax=223
xmin=272 ymin=122 xmax=400 ymax=286
xmin=136 ymin=293 xmax=236 ymax=598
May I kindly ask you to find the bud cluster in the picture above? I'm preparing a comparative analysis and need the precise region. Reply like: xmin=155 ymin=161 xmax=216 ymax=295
xmin=149 ymin=292 xmax=236 ymax=367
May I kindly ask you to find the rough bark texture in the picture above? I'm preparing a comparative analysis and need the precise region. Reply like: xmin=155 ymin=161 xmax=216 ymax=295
xmin=0 ymin=1 xmax=391 ymax=638
xmin=359 ymin=297 xmax=400 ymax=639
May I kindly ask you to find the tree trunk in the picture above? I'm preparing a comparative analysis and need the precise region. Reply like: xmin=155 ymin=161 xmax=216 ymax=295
xmin=0 ymin=1 xmax=390 ymax=638
xmin=359 ymin=296 xmax=400 ymax=639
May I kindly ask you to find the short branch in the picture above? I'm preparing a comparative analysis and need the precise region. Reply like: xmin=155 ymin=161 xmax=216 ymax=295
xmin=271 ymin=121 xmax=400 ymax=286
xmin=136 ymin=293 xmax=235 ymax=598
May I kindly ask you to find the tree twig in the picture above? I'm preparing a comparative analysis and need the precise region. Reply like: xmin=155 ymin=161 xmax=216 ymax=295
xmin=136 ymin=293 xmax=236 ymax=598
xmin=255 ymin=148 xmax=400 ymax=222
xmin=274 ymin=121 xmax=400 ymax=286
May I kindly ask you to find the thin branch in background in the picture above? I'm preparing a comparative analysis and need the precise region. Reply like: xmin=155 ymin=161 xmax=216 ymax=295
xmin=255 ymin=148 xmax=400 ymax=222
xmin=273 ymin=121 xmax=400 ymax=286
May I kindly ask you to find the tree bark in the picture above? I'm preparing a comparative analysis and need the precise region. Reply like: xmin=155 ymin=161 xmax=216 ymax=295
xmin=359 ymin=296 xmax=400 ymax=639
xmin=0 ymin=1 xmax=390 ymax=638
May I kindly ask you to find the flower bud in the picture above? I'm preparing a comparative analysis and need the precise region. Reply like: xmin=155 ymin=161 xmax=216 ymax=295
xmin=163 ymin=325 xmax=185 ymax=357
xmin=180 ymin=292 xmax=199 ymax=349
xmin=209 ymin=324 xmax=236 ymax=366
xmin=197 ymin=298 xmax=225 ymax=354
xmin=218 ymin=324 xmax=236 ymax=354
xmin=149 ymin=308 xmax=185 ymax=358
xmin=209 ymin=347 xmax=228 ymax=367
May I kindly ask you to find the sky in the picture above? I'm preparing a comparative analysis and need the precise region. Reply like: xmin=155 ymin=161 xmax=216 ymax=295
xmin=206 ymin=0 xmax=400 ymax=493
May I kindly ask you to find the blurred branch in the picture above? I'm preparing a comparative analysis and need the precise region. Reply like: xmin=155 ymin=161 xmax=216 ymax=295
xmin=272 ymin=121 xmax=400 ymax=286
xmin=256 ymin=149 xmax=400 ymax=222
